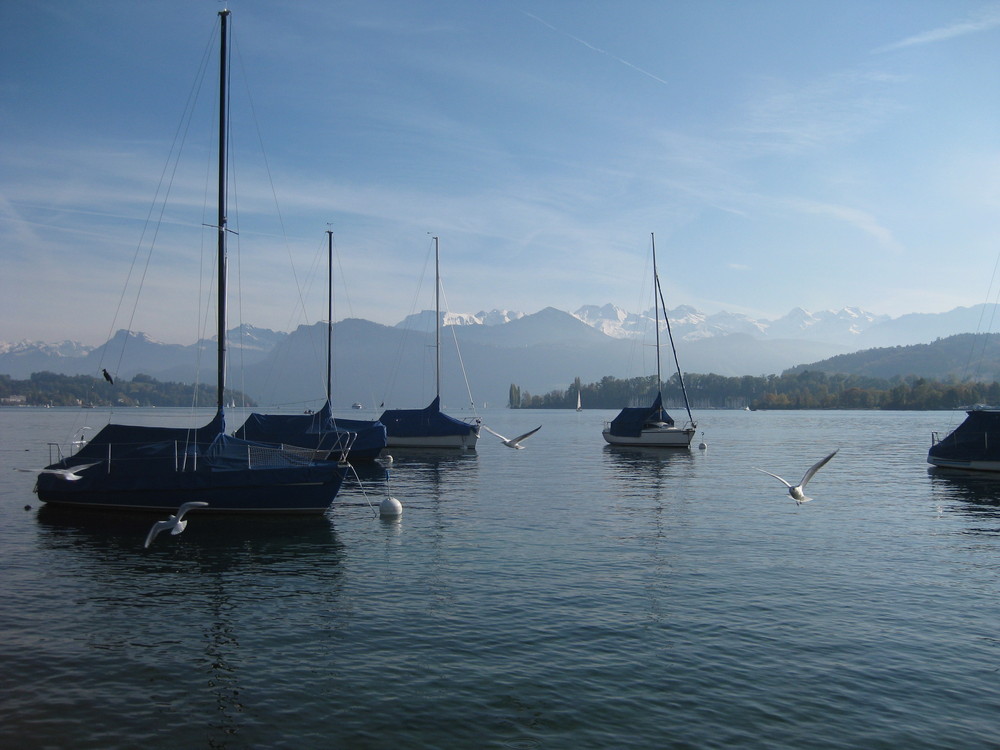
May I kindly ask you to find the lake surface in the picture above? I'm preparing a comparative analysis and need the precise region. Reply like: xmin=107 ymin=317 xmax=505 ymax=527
xmin=2 ymin=407 xmax=999 ymax=748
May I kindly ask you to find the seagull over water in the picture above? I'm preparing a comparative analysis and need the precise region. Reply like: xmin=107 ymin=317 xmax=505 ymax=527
xmin=755 ymin=450 xmax=838 ymax=505
xmin=15 ymin=461 xmax=100 ymax=481
xmin=144 ymin=501 xmax=209 ymax=548
xmin=482 ymin=424 xmax=541 ymax=449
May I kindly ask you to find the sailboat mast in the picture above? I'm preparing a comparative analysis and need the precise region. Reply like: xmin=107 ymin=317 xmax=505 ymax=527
xmin=651 ymin=232 xmax=662 ymax=396
xmin=434 ymin=235 xmax=440 ymax=400
xmin=326 ymin=229 xmax=334 ymax=404
xmin=216 ymin=8 xmax=230 ymax=414
xmin=652 ymin=235 xmax=696 ymax=425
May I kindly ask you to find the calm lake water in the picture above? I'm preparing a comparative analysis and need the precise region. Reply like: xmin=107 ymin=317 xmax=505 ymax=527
xmin=1 ymin=407 xmax=999 ymax=748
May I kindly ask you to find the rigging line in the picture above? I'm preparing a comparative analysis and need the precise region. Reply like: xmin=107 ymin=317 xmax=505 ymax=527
xmin=964 ymin=247 xmax=1000 ymax=383
xmin=103 ymin=15 xmax=219 ymax=393
xmin=382 ymin=236 xmax=435 ymax=404
xmin=655 ymin=274 xmax=694 ymax=424
xmin=231 ymin=36 xmax=312 ymax=330
xmin=438 ymin=281 xmax=479 ymax=415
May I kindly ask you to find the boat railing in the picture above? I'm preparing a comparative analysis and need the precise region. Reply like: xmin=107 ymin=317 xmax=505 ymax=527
xmin=47 ymin=437 xmax=349 ymax=475
xmin=47 ymin=443 xmax=64 ymax=464
xmin=248 ymin=443 xmax=325 ymax=468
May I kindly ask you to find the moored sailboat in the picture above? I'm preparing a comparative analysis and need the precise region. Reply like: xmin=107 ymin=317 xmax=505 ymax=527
xmin=378 ymin=236 xmax=480 ymax=449
xmin=928 ymin=408 xmax=1000 ymax=472
xmin=35 ymin=10 xmax=348 ymax=512
xmin=602 ymin=234 xmax=696 ymax=448
xmin=234 ymin=230 xmax=387 ymax=462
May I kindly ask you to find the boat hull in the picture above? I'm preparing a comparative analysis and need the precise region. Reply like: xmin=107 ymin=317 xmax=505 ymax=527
xmin=385 ymin=432 xmax=479 ymax=450
xmin=602 ymin=427 xmax=695 ymax=448
xmin=927 ymin=409 xmax=1000 ymax=473
xmin=926 ymin=457 xmax=1000 ymax=472
xmin=378 ymin=397 xmax=480 ymax=450
xmin=36 ymin=464 xmax=347 ymax=513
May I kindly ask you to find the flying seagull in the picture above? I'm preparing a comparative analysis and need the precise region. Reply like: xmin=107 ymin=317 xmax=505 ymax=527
xmin=102 ymin=368 xmax=114 ymax=385
xmin=144 ymin=501 xmax=209 ymax=548
xmin=482 ymin=424 xmax=541 ymax=449
xmin=755 ymin=449 xmax=838 ymax=505
xmin=15 ymin=461 xmax=100 ymax=481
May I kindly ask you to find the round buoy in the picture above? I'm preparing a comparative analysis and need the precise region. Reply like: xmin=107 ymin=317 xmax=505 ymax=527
xmin=380 ymin=496 xmax=402 ymax=518
xmin=23 ymin=504 xmax=32 ymax=511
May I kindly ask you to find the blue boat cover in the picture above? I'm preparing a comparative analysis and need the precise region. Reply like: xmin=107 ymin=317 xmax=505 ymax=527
xmin=929 ymin=409 xmax=1000 ymax=463
xmin=378 ymin=396 xmax=477 ymax=438
xmin=36 ymin=410 xmax=347 ymax=510
xmin=606 ymin=393 xmax=674 ymax=438
xmin=234 ymin=400 xmax=386 ymax=460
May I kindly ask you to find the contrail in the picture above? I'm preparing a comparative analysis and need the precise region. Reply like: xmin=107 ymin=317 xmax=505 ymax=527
xmin=874 ymin=8 xmax=1000 ymax=53
xmin=520 ymin=9 xmax=670 ymax=87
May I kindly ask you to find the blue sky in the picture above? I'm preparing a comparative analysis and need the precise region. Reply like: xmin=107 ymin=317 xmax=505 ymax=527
xmin=4 ymin=1 xmax=1000 ymax=345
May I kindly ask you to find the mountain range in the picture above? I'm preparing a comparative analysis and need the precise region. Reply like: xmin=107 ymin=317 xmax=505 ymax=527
xmin=2 ymin=303 xmax=998 ymax=407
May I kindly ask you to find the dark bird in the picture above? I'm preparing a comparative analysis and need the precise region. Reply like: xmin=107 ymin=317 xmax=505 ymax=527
xmin=755 ymin=450 xmax=838 ymax=505
xmin=102 ymin=369 xmax=114 ymax=385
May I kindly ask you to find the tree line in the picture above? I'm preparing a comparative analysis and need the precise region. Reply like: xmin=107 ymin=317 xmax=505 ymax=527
xmin=0 ymin=372 xmax=255 ymax=408
xmin=509 ymin=371 xmax=1000 ymax=410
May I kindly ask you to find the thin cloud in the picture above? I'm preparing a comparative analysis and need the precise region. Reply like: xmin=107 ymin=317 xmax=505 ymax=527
xmin=874 ymin=7 xmax=1000 ymax=53
xmin=739 ymin=70 xmax=901 ymax=154
xmin=787 ymin=198 xmax=902 ymax=254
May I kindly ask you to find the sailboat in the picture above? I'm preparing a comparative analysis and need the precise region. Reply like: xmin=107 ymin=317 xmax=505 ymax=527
xmin=576 ymin=390 xmax=583 ymax=412
xmin=602 ymin=234 xmax=696 ymax=448
xmin=377 ymin=236 xmax=481 ymax=449
xmin=35 ymin=10 xmax=348 ymax=512
xmin=234 ymin=230 xmax=388 ymax=462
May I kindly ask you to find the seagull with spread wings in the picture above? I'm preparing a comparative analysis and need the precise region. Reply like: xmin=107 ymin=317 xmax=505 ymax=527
xmin=144 ymin=502 xmax=209 ymax=548
xmin=755 ymin=450 xmax=838 ymax=505
xmin=482 ymin=424 xmax=541 ymax=450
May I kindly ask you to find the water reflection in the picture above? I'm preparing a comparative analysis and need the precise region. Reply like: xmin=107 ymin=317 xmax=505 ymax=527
xmin=33 ymin=504 xmax=347 ymax=748
xmin=928 ymin=468 xmax=1000 ymax=506
xmin=376 ymin=449 xmax=479 ymax=509
xmin=602 ymin=445 xmax=696 ymax=500
xmin=36 ymin=504 xmax=341 ymax=567
xmin=928 ymin=468 xmax=1000 ymax=532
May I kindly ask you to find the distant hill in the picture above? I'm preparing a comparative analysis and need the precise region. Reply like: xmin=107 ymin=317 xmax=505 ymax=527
xmin=6 ymin=304 xmax=1000 ymax=405
xmin=786 ymin=333 xmax=1000 ymax=381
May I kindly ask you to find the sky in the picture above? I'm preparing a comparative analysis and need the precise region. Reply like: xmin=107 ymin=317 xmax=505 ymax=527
xmin=4 ymin=1 xmax=1000 ymax=346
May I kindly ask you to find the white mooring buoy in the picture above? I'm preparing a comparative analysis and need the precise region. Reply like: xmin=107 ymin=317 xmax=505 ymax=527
xmin=380 ymin=496 xmax=403 ymax=518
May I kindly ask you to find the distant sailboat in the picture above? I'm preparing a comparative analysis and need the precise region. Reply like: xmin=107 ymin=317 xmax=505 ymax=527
xmin=378 ymin=236 xmax=480 ymax=449
xmin=602 ymin=234 xmax=696 ymax=448
xmin=35 ymin=10 xmax=348 ymax=511
xmin=234 ymin=230 xmax=387 ymax=462
xmin=576 ymin=390 xmax=582 ymax=412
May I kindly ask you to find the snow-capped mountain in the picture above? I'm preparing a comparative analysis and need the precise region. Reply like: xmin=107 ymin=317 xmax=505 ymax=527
xmin=0 ymin=339 xmax=91 ymax=357
xmin=764 ymin=307 xmax=890 ymax=343
xmin=396 ymin=308 xmax=525 ymax=331
xmin=3 ymin=304 xmax=995 ymax=394
xmin=574 ymin=304 xmax=810 ymax=342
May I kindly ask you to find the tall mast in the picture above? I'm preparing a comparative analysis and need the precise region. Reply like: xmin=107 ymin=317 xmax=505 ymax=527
xmin=653 ymin=234 xmax=695 ymax=425
xmin=216 ymin=8 xmax=230 ymax=414
xmin=651 ymin=232 xmax=662 ymax=396
xmin=326 ymin=229 xmax=334 ymax=404
xmin=434 ymin=235 xmax=440 ymax=400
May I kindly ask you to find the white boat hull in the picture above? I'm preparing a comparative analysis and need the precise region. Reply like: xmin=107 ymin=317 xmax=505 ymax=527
xmin=927 ymin=457 xmax=1000 ymax=472
xmin=602 ymin=426 xmax=695 ymax=448
xmin=386 ymin=432 xmax=479 ymax=450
